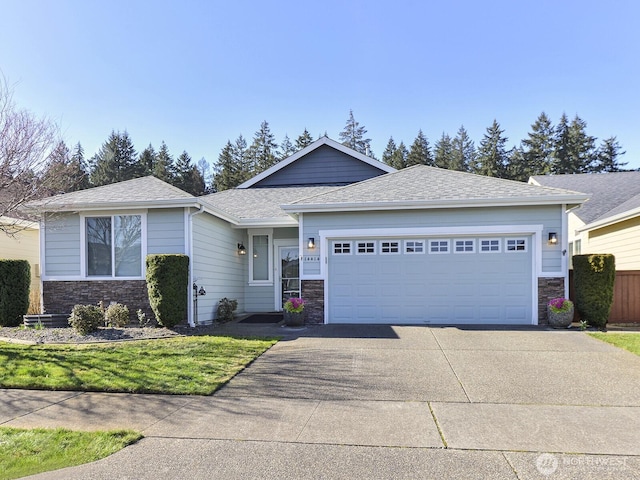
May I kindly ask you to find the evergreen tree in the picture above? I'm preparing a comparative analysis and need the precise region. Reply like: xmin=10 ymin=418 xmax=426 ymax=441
xmin=68 ymin=142 xmax=90 ymax=191
xmin=522 ymin=112 xmax=554 ymax=176
xmin=504 ymin=147 xmax=529 ymax=181
xmin=138 ymin=144 xmax=156 ymax=175
xmin=434 ymin=133 xmax=454 ymax=169
xmin=339 ymin=109 xmax=372 ymax=156
xmin=475 ymin=120 xmax=508 ymax=178
xmin=89 ymin=130 xmax=141 ymax=186
xmin=233 ymin=134 xmax=252 ymax=184
xmin=197 ymin=157 xmax=211 ymax=192
xmin=391 ymin=141 xmax=408 ymax=169
xmin=595 ymin=136 xmax=627 ymax=172
xmin=450 ymin=126 xmax=475 ymax=171
xmin=247 ymin=121 xmax=279 ymax=173
xmin=172 ymin=151 xmax=204 ymax=195
xmin=295 ymin=128 xmax=314 ymax=150
xmin=41 ymin=140 xmax=88 ymax=194
xmin=553 ymin=114 xmax=597 ymax=174
xmin=381 ymin=137 xmax=397 ymax=166
xmin=407 ymin=130 xmax=433 ymax=166
xmin=153 ymin=141 xmax=174 ymax=183
xmin=279 ymin=134 xmax=296 ymax=159
xmin=212 ymin=141 xmax=237 ymax=192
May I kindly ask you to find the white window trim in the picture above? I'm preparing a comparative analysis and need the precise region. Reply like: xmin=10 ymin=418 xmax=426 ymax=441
xmin=380 ymin=240 xmax=401 ymax=255
xmin=355 ymin=240 xmax=376 ymax=255
xmin=429 ymin=239 xmax=450 ymax=254
xmin=454 ymin=238 xmax=475 ymax=254
xmin=404 ymin=239 xmax=425 ymax=254
xmin=332 ymin=241 xmax=352 ymax=255
xmin=506 ymin=237 xmax=528 ymax=253
xmin=79 ymin=211 xmax=147 ymax=280
xmin=479 ymin=238 xmax=501 ymax=253
xmin=248 ymin=228 xmax=273 ymax=285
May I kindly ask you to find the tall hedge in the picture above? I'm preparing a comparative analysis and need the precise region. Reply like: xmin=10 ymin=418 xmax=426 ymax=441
xmin=0 ymin=259 xmax=31 ymax=327
xmin=573 ymin=254 xmax=615 ymax=329
xmin=146 ymin=254 xmax=189 ymax=328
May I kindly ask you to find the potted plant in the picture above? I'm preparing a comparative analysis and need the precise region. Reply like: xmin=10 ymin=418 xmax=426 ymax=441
xmin=283 ymin=297 xmax=306 ymax=327
xmin=547 ymin=297 xmax=574 ymax=328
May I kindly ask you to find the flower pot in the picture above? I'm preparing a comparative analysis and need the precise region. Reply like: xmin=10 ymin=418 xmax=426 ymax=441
xmin=547 ymin=305 xmax=573 ymax=328
xmin=283 ymin=311 xmax=305 ymax=327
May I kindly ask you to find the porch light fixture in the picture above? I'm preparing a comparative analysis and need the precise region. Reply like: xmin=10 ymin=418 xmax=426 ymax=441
xmin=308 ymin=237 xmax=315 ymax=249
xmin=548 ymin=232 xmax=558 ymax=245
xmin=237 ymin=242 xmax=247 ymax=255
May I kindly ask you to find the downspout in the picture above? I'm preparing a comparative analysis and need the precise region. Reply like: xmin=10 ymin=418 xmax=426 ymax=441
xmin=187 ymin=205 xmax=205 ymax=327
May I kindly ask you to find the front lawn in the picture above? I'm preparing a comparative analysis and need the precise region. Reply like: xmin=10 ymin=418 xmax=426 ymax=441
xmin=0 ymin=336 xmax=277 ymax=395
xmin=589 ymin=332 xmax=640 ymax=356
xmin=0 ymin=427 xmax=141 ymax=480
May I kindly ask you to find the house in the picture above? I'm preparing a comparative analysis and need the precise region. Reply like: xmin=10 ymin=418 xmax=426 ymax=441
xmin=0 ymin=216 xmax=41 ymax=312
xmin=28 ymin=137 xmax=587 ymax=326
xmin=530 ymin=172 xmax=640 ymax=323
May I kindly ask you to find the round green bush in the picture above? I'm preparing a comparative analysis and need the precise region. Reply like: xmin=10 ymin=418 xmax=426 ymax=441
xmin=105 ymin=303 xmax=129 ymax=327
xmin=68 ymin=304 xmax=104 ymax=335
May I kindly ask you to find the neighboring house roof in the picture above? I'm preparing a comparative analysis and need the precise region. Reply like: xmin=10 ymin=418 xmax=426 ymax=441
xmin=282 ymin=165 xmax=588 ymax=213
xmin=530 ymin=172 xmax=640 ymax=230
xmin=26 ymin=176 xmax=197 ymax=212
xmin=237 ymin=136 xmax=395 ymax=188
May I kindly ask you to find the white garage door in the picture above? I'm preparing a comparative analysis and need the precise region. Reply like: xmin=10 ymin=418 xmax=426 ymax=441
xmin=328 ymin=236 xmax=533 ymax=325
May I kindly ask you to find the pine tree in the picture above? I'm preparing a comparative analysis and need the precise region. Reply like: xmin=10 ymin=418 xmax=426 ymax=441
xmin=279 ymin=134 xmax=296 ymax=159
xmin=89 ymin=130 xmax=141 ymax=186
xmin=41 ymin=140 xmax=88 ymax=194
xmin=382 ymin=137 xmax=397 ymax=166
xmin=339 ymin=109 xmax=372 ymax=156
xmin=522 ymin=112 xmax=554 ymax=176
xmin=153 ymin=141 xmax=174 ymax=183
xmin=172 ymin=151 xmax=204 ymax=195
xmin=553 ymin=114 xmax=597 ymax=174
xmin=247 ymin=121 xmax=279 ymax=173
xmin=138 ymin=144 xmax=156 ymax=175
xmin=213 ymin=141 xmax=237 ymax=192
xmin=595 ymin=136 xmax=627 ymax=172
xmin=475 ymin=120 xmax=508 ymax=178
xmin=295 ymin=128 xmax=314 ymax=150
xmin=450 ymin=126 xmax=475 ymax=172
xmin=233 ymin=134 xmax=252 ymax=184
xmin=391 ymin=141 xmax=408 ymax=169
xmin=407 ymin=130 xmax=433 ymax=166
xmin=434 ymin=133 xmax=454 ymax=169
xmin=504 ymin=147 xmax=529 ymax=181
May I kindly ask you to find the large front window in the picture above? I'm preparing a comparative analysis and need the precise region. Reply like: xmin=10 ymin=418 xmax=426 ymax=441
xmin=86 ymin=215 xmax=142 ymax=277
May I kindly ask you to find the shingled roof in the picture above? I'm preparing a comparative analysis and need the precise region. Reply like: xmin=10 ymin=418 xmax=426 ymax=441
xmin=283 ymin=165 xmax=587 ymax=212
xmin=530 ymin=172 xmax=640 ymax=225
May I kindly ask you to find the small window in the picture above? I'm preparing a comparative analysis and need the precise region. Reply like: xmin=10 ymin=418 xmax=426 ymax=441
xmin=405 ymin=240 xmax=425 ymax=254
xmin=333 ymin=241 xmax=352 ymax=255
xmin=454 ymin=239 xmax=475 ymax=253
xmin=480 ymin=239 xmax=501 ymax=253
xmin=506 ymin=238 xmax=527 ymax=252
xmin=574 ymin=239 xmax=582 ymax=254
xmin=356 ymin=241 xmax=376 ymax=254
xmin=429 ymin=240 xmax=449 ymax=254
xmin=380 ymin=241 xmax=400 ymax=254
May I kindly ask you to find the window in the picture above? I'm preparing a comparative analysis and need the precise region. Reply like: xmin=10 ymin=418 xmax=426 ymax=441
xmin=506 ymin=238 xmax=527 ymax=252
xmin=333 ymin=241 xmax=352 ymax=255
xmin=380 ymin=241 xmax=400 ymax=254
xmin=86 ymin=215 xmax=142 ymax=277
xmin=454 ymin=239 xmax=475 ymax=253
xmin=252 ymin=235 xmax=269 ymax=281
xmin=429 ymin=240 xmax=449 ymax=254
xmin=480 ymin=239 xmax=501 ymax=253
xmin=405 ymin=240 xmax=425 ymax=254
xmin=356 ymin=241 xmax=376 ymax=254
xmin=574 ymin=239 xmax=582 ymax=254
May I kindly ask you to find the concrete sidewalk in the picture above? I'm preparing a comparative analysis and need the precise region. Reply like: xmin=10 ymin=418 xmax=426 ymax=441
xmin=3 ymin=325 xmax=640 ymax=479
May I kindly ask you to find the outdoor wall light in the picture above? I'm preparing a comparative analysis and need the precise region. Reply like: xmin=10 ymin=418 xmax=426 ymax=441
xmin=308 ymin=237 xmax=315 ymax=249
xmin=548 ymin=232 xmax=558 ymax=245
xmin=237 ymin=242 xmax=246 ymax=255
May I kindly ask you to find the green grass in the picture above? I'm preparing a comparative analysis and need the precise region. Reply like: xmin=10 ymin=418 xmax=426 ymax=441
xmin=0 ymin=427 xmax=142 ymax=480
xmin=0 ymin=336 xmax=277 ymax=395
xmin=589 ymin=332 xmax=640 ymax=356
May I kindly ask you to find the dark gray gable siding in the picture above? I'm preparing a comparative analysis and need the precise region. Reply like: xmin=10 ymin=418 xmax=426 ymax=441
xmin=251 ymin=145 xmax=388 ymax=187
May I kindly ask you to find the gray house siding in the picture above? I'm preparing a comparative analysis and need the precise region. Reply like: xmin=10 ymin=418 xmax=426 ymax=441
xmin=244 ymin=285 xmax=274 ymax=312
xmin=192 ymin=212 xmax=246 ymax=324
xmin=147 ymin=208 xmax=186 ymax=254
xmin=44 ymin=213 xmax=81 ymax=276
xmin=251 ymin=145 xmax=387 ymax=187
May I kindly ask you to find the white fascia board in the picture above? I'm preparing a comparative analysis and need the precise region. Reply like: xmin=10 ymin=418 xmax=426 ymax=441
xmin=237 ymin=137 xmax=395 ymax=189
xmin=39 ymin=199 xmax=200 ymax=213
xmin=234 ymin=218 xmax=299 ymax=228
xmin=577 ymin=206 xmax=640 ymax=233
xmin=282 ymin=195 xmax=589 ymax=214
xmin=318 ymin=224 xmax=543 ymax=239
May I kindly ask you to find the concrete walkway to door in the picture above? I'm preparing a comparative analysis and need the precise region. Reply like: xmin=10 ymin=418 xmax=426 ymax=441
xmin=4 ymin=325 xmax=640 ymax=479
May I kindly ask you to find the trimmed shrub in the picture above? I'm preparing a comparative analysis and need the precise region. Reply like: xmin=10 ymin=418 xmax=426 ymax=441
xmin=105 ymin=303 xmax=129 ymax=327
xmin=217 ymin=298 xmax=238 ymax=323
xmin=573 ymin=254 xmax=615 ymax=330
xmin=68 ymin=304 xmax=104 ymax=335
xmin=146 ymin=254 xmax=189 ymax=328
xmin=0 ymin=259 xmax=31 ymax=327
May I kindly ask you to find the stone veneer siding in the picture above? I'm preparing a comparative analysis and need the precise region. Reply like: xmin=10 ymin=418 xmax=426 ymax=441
xmin=301 ymin=280 xmax=324 ymax=324
xmin=538 ymin=277 xmax=565 ymax=325
xmin=43 ymin=280 xmax=154 ymax=322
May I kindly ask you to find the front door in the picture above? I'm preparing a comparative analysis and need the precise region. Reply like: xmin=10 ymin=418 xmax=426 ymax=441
xmin=277 ymin=245 xmax=300 ymax=310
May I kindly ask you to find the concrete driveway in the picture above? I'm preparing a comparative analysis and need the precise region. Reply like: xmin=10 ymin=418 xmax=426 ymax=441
xmin=5 ymin=325 xmax=640 ymax=479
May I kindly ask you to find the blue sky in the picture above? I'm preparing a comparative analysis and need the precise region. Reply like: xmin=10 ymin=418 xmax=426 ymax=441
xmin=2 ymin=0 xmax=639 ymax=174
